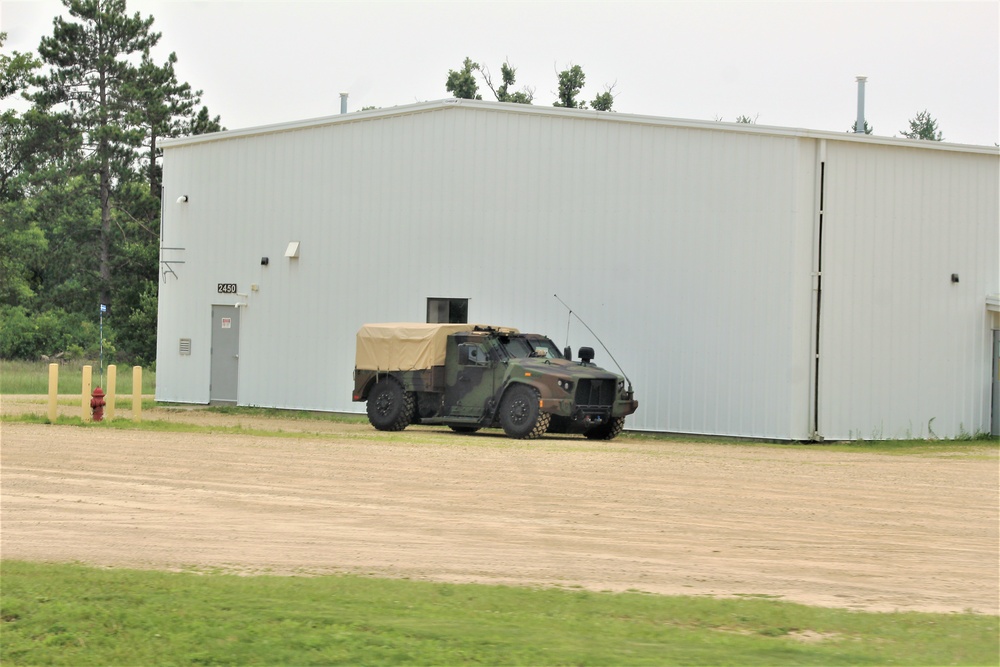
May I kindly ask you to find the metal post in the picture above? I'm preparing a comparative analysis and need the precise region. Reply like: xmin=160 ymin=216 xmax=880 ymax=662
xmin=99 ymin=303 xmax=106 ymax=387
xmin=81 ymin=365 xmax=92 ymax=422
xmin=48 ymin=363 xmax=59 ymax=423
xmin=107 ymin=364 xmax=117 ymax=421
xmin=132 ymin=366 xmax=142 ymax=422
xmin=340 ymin=92 xmax=348 ymax=114
xmin=855 ymin=76 xmax=867 ymax=133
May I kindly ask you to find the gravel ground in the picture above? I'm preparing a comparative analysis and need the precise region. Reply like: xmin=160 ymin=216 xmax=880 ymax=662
xmin=2 ymin=395 xmax=997 ymax=614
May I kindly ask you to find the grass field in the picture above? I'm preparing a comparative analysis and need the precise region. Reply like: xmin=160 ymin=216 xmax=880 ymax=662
xmin=0 ymin=360 xmax=156 ymax=395
xmin=2 ymin=560 xmax=997 ymax=666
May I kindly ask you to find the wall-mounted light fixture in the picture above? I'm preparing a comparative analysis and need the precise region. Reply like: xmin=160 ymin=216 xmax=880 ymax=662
xmin=176 ymin=195 xmax=188 ymax=203
xmin=261 ymin=257 xmax=269 ymax=266
xmin=285 ymin=241 xmax=300 ymax=258
xmin=951 ymin=273 xmax=960 ymax=283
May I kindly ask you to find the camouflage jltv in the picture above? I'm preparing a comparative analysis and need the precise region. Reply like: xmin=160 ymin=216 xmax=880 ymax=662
xmin=352 ymin=324 xmax=638 ymax=440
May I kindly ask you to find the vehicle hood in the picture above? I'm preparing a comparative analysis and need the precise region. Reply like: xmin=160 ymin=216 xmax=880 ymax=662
xmin=514 ymin=357 xmax=621 ymax=380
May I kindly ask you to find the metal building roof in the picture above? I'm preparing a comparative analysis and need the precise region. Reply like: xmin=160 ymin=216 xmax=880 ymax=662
xmin=161 ymin=98 xmax=999 ymax=155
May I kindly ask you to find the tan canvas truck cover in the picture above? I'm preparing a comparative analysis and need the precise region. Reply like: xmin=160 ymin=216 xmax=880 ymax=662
xmin=355 ymin=323 xmax=518 ymax=371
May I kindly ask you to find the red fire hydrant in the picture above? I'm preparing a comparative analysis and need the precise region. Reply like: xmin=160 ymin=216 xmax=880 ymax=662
xmin=91 ymin=387 xmax=106 ymax=422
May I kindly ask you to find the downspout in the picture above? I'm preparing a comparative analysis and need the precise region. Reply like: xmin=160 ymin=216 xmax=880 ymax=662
xmin=808 ymin=139 xmax=827 ymax=440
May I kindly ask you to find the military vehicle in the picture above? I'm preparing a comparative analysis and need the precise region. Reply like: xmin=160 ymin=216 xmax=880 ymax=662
xmin=352 ymin=323 xmax=638 ymax=440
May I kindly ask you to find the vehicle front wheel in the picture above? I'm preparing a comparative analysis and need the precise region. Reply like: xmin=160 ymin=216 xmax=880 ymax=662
xmin=366 ymin=377 xmax=415 ymax=431
xmin=499 ymin=384 xmax=550 ymax=439
xmin=584 ymin=416 xmax=625 ymax=440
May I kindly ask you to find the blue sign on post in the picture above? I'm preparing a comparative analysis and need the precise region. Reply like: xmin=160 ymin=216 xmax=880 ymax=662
xmin=99 ymin=303 xmax=107 ymax=387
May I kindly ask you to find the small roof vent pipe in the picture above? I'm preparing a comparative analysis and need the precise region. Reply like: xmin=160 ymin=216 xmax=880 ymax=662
xmin=854 ymin=76 xmax=867 ymax=134
xmin=339 ymin=92 xmax=348 ymax=114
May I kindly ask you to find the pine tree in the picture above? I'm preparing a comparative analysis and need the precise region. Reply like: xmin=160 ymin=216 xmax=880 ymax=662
xmin=32 ymin=0 xmax=160 ymax=307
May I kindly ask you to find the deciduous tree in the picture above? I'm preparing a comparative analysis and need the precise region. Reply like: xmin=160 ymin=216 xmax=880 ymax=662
xmin=553 ymin=64 xmax=586 ymax=109
xmin=481 ymin=60 xmax=533 ymax=104
xmin=445 ymin=57 xmax=481 ymax=100
xmin=591 ymin=88 xmax=615 ymax=112
xmin=900 ymin=110 xmax=943 ymax=141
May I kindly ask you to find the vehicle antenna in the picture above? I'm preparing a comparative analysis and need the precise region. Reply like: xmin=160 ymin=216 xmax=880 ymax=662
xmin=554 ymin=293 xmax=573 ymax=347
xmin=553 ymin=294 xmax=632 ymax=392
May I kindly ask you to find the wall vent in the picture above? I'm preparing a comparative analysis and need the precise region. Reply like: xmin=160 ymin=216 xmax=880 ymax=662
xmin=179 ymin=338 xmax=192 ymax=355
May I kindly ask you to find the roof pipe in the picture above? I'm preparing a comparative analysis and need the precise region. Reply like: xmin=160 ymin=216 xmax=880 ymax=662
xmin=339 ymin=92 xmax=348 ymax=114
xmin=854 ymin=76 xmax=867 ymax=134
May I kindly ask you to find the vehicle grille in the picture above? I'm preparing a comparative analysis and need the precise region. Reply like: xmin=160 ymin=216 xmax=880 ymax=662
xmin=575 ymin=379 xmax=616 ymax=408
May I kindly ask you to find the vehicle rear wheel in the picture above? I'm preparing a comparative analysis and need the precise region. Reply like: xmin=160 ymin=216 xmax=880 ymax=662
xmin=499 ymin=384 xmax=550 ymax=439
xmin=584 ymin=416 xmax=625 ymax=440
xmin=366 ymin=377 xmax=415 ymax=431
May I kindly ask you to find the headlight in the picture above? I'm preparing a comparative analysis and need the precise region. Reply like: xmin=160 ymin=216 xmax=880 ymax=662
xmin=556 ymin=379 xmax=574 ymax=392
xmin=617 ymin=379 xmax=625 ymax=391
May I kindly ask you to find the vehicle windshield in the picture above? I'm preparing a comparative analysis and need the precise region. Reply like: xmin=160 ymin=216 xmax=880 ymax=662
xmin=500 ymin=335 xmax=563 ymax=359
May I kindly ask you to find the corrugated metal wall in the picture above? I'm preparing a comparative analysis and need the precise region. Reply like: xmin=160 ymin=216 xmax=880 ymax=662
xmin=157 ymin=101 xmax=998 ymax=440
xmin=819 ymin=142 xmax=999 ymax=439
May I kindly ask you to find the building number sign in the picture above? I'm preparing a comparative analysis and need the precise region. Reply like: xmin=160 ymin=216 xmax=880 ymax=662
xmin=217 ymin=283 xmax=237 ymax=294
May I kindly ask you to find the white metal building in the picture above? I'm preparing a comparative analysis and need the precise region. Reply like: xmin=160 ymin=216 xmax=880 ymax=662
xmin=156 ymin=99 xmax=1000 ymax=440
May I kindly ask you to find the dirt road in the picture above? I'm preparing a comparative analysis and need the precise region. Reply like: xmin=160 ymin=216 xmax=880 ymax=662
xmin=2 ymin=399 xmax=997 ymax=614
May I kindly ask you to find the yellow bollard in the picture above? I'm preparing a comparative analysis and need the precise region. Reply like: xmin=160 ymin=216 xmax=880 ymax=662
xmin=132 ymin=366 xmax=142 ymax=422
xmin=81 ymin=365 xmax=92 ymax=422
xmin=48 ymin=363 xmax=59 ymax=423
xmin=106 ymin=365 xmax=117 ymax=421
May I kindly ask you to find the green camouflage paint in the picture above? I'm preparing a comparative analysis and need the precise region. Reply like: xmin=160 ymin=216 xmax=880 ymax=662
xmin=354 ymin=326 xmax=637 ymax=439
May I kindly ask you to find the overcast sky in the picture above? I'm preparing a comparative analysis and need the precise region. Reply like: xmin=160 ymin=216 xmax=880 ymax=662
xmin=3 ymin=0 xmax=998 ymax=146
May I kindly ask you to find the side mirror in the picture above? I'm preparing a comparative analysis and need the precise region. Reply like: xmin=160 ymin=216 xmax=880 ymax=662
xmin=563 ymin=346 xmax=572 ymax=360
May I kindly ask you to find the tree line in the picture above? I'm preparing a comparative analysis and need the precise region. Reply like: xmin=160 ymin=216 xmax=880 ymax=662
xmin=446 ymin=57 xmax=616 ymax=111
xmin=443 ymin=57 xmax=945 ymax=140
xmin=1 ymin=0 xmax=222 ymax=365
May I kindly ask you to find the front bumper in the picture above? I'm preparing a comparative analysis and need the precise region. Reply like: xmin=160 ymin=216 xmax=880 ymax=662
xmin=539 ymin=398 xmax=639 ymax=418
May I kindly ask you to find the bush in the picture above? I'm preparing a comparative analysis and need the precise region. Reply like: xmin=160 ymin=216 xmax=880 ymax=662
xmin=113 ymin=280 xmax=158 ymax=365
xmin=0 ymin=307 xmax=36 ymax=359
xmin=0 ymin=305 xmax=111 ymax=361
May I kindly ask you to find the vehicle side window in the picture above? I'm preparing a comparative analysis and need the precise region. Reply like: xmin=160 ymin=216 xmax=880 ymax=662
xmin=458 ymin=343 xmax=489 ymax=366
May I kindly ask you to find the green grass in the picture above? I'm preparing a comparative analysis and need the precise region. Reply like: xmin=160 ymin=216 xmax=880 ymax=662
xmin=148 ymin=406 xmax=1000 ymax=454
xmin=0 ymin=360 xmax=156 ymax=395
xmin=3 ymin=360 xmax=996 ymax=453
xmin=205 ymin=404 xmax=369 ymax=424
xmin=3 ymin=408 xmax=997 ymax=457
xmin=1 ymin=561 xmax=996 ymax=667
xmin=6 ymin=413 xmax=286 ymax=435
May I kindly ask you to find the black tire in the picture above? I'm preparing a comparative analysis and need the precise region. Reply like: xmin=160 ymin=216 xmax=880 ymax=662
xmin=584 ymin=416 xmax=625 ymax=440
xmin=366 ymin=377 xmax=415 ymax=431
xmin=448 ymin=425 xmax=481 ymax=434
xmin=499 ymin=384 xmax=550 ymax=440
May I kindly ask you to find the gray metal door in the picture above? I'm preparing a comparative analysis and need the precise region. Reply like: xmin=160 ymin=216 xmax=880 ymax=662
xmin=210 ymin=305 xmax=240 ymax=403
xmin=992 ymin=330 xmax=999 ymax=437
